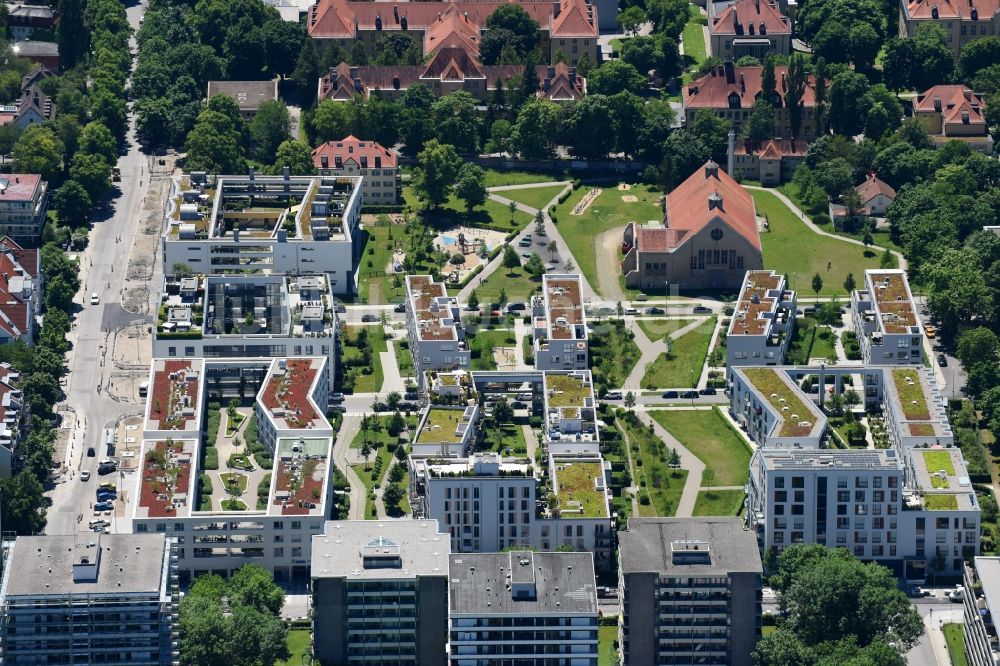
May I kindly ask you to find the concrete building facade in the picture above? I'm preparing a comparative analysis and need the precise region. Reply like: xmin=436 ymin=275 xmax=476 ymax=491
xmin=406 ymin=275 xmax=470 ymax=385
xmin=532 ymin=274 xmax=589 ymax=371
xmin=851 ymin=269 xmax=924 ymax=366
xmin=963 ymin=556 xmax=1000 ymax=666
xmin=708 ymin=0 xmax=792 ymax=59
xmin=0 ymin=174 xmax=47 ymax=244
xmin=727 ymin=270 xmax=796 ymax=367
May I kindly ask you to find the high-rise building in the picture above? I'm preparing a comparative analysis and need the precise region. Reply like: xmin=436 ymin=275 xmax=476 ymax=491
xmin=619 ymin=517 xmax=762 ymax=666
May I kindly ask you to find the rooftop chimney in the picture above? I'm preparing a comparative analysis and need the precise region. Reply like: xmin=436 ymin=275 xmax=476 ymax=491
xmin=705 ymin=160 xmax=720 ymax=179
xmin=708 ymin=192 xmax=724 ymax=210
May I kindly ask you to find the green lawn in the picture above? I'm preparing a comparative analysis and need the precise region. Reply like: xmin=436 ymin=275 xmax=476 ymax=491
xmin=641 ymin=318 xmax=716 ymax=389
xmin=357 ymin=217 xmax=410 ymax=304
xmin=549 ymin=184 xmax=663 ymax=298
xmin=341 ymin=324 xmax=387 ymax=393
xmin=620 ymin=413 xmax=688 ymax=517
xmin=404 ymin=186 xmax=532 ymax=231
xmin=651 ymin=408 xmax=752 ymax=486
xmin=276 ymin=629 xmax=311 ymax=666
xmin=924 ymin=450 xmax=956 ymax=475
xmin=468 ymin=329 xmax=517 ymax=370
xmin=481 ymin=423 xmax=528 ymax=454
xmin=754 ymin=189 xmax=886 ymax=297
xmin=682 ymin=4 xmax=707 ymax=70
xmin=943 ymin=623 xmax=969 ymax=666
xmin=637 ymin=318 xmax=699 ymax=342
xmin=496 ymin=185 xmax=567 ymax=211
xmin=472 ymin=264 xmax=543 ymax=304
xmin=777 ymin=184 xmax=905 ymax=254
xmin=693 ymin=489 xmax=745 ymax=516
xmin=590 ymin=320 xmax=642 ymax=394
xmin=484 ymin=169 xmax=567 ymax=187
xmin=787 ymin=317 xmax=836 ymax=364
xmin=599 ymin=624 xmax=618 ymax=666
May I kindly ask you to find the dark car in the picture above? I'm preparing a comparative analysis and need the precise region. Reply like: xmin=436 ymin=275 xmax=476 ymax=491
xmin=393 ymin=303 xmax=406 ymax=313
xmin=404 ymin=391 xmax=418 ymax=401
xmin=693 ymin=305 xmax=711 ymax=314
xmin=93 ymin=501 xmax=114 ymax=511
xmin=662 ymin=391 xmax=679 ymax=399
xmin=699 ymin=387 xmax=718 ymax=396
xmin=361 ymin=314 xmax=378 ymax=322
xmin=681 ymin=390 xmax=699 ymax=399
xmin=645 ymin=307 xmax=666 ymax=315
xmin=938 ymin=353 xmax=948 ymax=367
xmin=87 ymin=447 xmax=96 ymax=457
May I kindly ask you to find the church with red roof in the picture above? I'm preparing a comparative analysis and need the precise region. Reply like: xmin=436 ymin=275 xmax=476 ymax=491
xmin=622 ymin=162 xmax=763 ymax=291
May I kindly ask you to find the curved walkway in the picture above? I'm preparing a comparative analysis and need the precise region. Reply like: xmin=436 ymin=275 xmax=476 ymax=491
xmin=633 ymin=410 xmax=704 ymax=517
xmin=622 ymin=317 xmax=712 ymax=390
xmin=331 ymin=414 xmax=368 ymax=520
xmin=745 ymin=185 xmax=908 ymax=270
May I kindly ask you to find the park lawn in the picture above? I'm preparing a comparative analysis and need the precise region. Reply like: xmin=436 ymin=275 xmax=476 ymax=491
xmin=357 ymin=218 xmax=410 ymax=304
xmin=497 ymin=185 xmax=566 ymax=211
xmin=349 ymin=414 xmax=418 ymax=449
xmin=351 ymin=440 xmax=394 ymax=491
xmin=641 ymin=318 xmax=717 ymax=389
xmin=943 ymin=623 xmax=969 ymax=666
xmin=468 ymin=329 xmax=517 ymax=370
xmin=484 ymin=169 xmax=567 ymax=187
xmin=397 ymin=345 xmax=414 ymax=380
xmin=637 ymin=318 xmax=699 ymax=342
xmin=342 ymin=324 xmax=387 ymax=393
xmin=473 ymin=264 xmax=543 ymax=304
xmin=693 ymin=489 xmax=745 ymax=516
xmin=276 ymin=630 xmax=311 ymax=666
xmin=482 ymin=423 xmax=528 ymax=454
xmin=620 ymin=414 xmax=688 ymax=517
xmin=404 ymin=186 xmax=531 ymax=231
xmin=776 ymin=184 xmax=905 ymax=254
xmin=651 ymin=408 xmax=752 ymax=486
xmin=550 ymin=184 xmax=663 ymax=297
xmin=754 ymin=189 xmax=885 ymax=297
xmin=598 ymin=624 xmax=618 ymax=666
xmin=682 ymin=4 xmax=707 ymax=70
xmin=590 ymin=320 xmax=642 ymax=394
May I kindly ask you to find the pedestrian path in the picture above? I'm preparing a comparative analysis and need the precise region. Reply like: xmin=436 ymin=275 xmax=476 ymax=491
xmin=633 ymin=410 xmax=704 ymax=517
xmin=623 ymin=317 xmax=711 ymax=390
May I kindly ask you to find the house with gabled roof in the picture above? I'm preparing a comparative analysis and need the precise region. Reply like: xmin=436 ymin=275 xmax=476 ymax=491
xmin=622 ymin=161 xmax=763 ymax=290
xmin=829 ymin=174 xmax=896 ymax=223
xmin=0 ymin=237 xmax=40 ymax=347
xmin=730 ymin=138 xmax=807 ymax=185
xmin=313 ymin=136 xmax=401 ymax=205
xmin=913 ymin=85 xmax=993 ymax=153
xmin=708 ymin=0 xmax=792 ymax=60
xmin=899 ymin=0 xmax=1000 ymax=56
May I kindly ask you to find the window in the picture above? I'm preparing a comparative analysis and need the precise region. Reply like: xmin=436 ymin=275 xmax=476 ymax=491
xmin=710 ymin=228 xmax=724 ymax=241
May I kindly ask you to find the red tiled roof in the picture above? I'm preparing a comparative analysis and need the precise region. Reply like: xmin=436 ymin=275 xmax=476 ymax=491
xmin=684 ymin=64 xmax=818 ymax=110
xmin=0 ymin=174 xmax=41 ymax=202
xmin=424 ymin=5 xmax=481 ymax=54
xmin=312 ymin=136 xmax=398 ymax=169
xmin=636 ymin=226 xmax=688 ymax=252
xmin=658 ymin=161 xmax=760 ymax=251
xmin=904 ymin=0 xmax=998 ymax=19
xmin=734 ymin=138 xmax=808 ymax=158
xmin=0 ymin=237 xmax=37 ymax=340
xmin=540 ymin=62 xmax=586 ymax=100
xmin=914 ymin=85 xmax=987 ymax=125
xmin=710 ymin=0 xmax=790 ymax=36
xmin=551 ymin=0 xmax=598 ymax=36
xmin=856 ymin=175 xmax=896 ymax=203
xmin=423 ymin=46 xmax=486 ymax=80
xmin=0 ymin=237 xmax=38 ymax=279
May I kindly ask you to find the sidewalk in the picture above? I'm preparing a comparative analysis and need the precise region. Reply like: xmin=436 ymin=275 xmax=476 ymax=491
xmin=331 ymin=414 xmax=367 ymax=520
xmin=633 ymin=410 xmax=704 ymax=517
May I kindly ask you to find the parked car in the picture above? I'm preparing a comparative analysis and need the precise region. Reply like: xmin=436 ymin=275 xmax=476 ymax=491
xmin=80 ymin=471 xmax=91 ymax=481
xmin=604 ymin=390 xmax=623 ymax=400
xmin=948 ymin=586 xmax=965 ymax=602
xmin=393 ymin=303 xmax=406 ymax=313
xmin=521 ymin=252 xmax=532 ymax=259
xmin=693 ymin=305 xmax=711 ymax=314
xmin=624 ymin=307 xmax=639 ymax=315
xmin=662 ymin=391 xmax=679 ymax=399
xmin=907 ymin=586 xmax=932 ymax=598
xmin=937 ymin=353 xmax=948 ymax=367
xmin=361 ymin=314 xmax=378 ymax=322
xmin=399 ymin=402 xmax=419 ymax=412
xmin=87 ymin=447 xmax=96 ymax=457
xmin=506 ymin=302 xmax=526 ymax=313
xmin=93 ymin=501 xmax=114 ymax=512
xmin=518 ymin=236 xmax=532 ymax=247
xmin=699 ymin=387 xmax=718 ymax=396
xmin=645 ymin=307 xmax=665 ymax=315
xmin=329 ymin=393 xmax=345 ymax=403
xmin=924 ymin=323 xmax=938 ymax=338
xmin=681 ymin=390 xmax=699 ymax=399
xmin=404 ymin=391 xmax=418 ymax=401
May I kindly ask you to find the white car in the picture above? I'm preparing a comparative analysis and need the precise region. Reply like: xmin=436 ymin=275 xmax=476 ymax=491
xmin=90 ymin=293 xmax=100 ymax=305
xmin=80 ymin=470 xmax=91 ymax=481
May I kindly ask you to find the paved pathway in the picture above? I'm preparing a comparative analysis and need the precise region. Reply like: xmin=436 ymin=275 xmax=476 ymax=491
xmin=633 ymin=410 xmax=704 ymax=517
xmin=594 ymin=226 xmax=627 ymax=301
xmin=380 ymin=338 xmax=405 ymax=394
xmin=697 ymin=317 xmax=724 ymax=390
xmin=744 ymin=185 xmax=909 ymax=270
xmin=522 ymin=423 xmax=537 ymax=461
xmin=623 ymin=317 xmax=711 ymax=390
xmin=332 ymin=414 xmax=368 ymax=520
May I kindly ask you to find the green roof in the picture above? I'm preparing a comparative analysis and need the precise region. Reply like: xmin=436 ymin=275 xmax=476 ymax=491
xmin=922 ymin=450 xmax=956 ymax=476
xmin=546 ymin=374 xmax=591 ymax=408
xmin=924 ymin=494 xmax=958 ymax=511
xmin=554 ymin=462 xmax=606 ymax=519
xmin=416 ymin=408 xmax=466 ymax=444
xmin=892 ymin=369 xmax=932 ymax=421
xmin=742 ymin=368 xmax=816 ymax=437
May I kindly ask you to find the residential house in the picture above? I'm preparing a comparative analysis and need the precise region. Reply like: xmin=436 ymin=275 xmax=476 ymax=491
xmin=730 ymin=138 xmax=807 ymax=185
xmin=900 ymin=0 xmax=999 ymax=56
xmin=913 ymin=85 xmax=993 ymax=153
xmin=0 ymin=363 xmax=23 ymax=477
xmin=206 ymin=80 xmax=279 ymax=121
xmin=313 ymin=136 xmax=401 ymax=205
xmin=11 ymin=40 xmax=59 ymax=69
xmin=0 ymin=174 xmax=48 ymax=244
xmin=0 ymin=236 xmax=40 ymax=346
xmin=622 ymin=160 xmax=763 ymax=291
xmin=708 ymin=0 xmax=792 ymax=60
xmin=727 ymin=270 xmax=796 ymax=367
xmin=6 ymin=5 xmax=58 ymax=41
xmin=830 ymin=174 xmax=896 ymax=223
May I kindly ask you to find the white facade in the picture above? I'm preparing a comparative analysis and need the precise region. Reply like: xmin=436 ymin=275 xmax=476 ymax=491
xmin=412 ymin=404 xmax=480 ymax=458
xmin=851 ymin=269 xmax=924 ymax=366
xmin=160 ymin=170 xmax=363 ymax=294
xmin=726 ymin=270 xmax=796 ymax=368
xmin=532 ymin=274 xmax=589 ymax=371
xmin=728 ymin=366 xmax=827 ymax=449
xmin=406 ymin=275 xmax=470 ymax=386
xmin=543 ymin=371 xmax=601 ymax=456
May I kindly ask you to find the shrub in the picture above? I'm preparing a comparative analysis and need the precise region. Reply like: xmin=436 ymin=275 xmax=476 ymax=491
xmin=200 ymin=474 xmax=213 ymax=495
xmin=204 ymin=447 xmax=219 ymax=470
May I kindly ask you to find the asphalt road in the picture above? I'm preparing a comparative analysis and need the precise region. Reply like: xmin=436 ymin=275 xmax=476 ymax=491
xmin=45 ymin=0 xmax=152 ymax=537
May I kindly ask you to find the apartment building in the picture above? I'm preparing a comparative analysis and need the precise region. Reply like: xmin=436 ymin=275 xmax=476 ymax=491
xmin=0 ymin=237 xmax=40 ymax=347
xmin=449 ymin=551 xmax=599 ymax=666
xmin=412 ymin=403 xmax=480 ymax=457
xmin=0 ymin=533 xmax=178 ymax=666
xmin=730 ymin=138 xmax=807 ymax=186
xmin=154 ymin=274 xmax=336 ymax=382
xmin=311 ymin=520 xmax=450 ymax=666
xmin=729 ymin=366 xmax=828 ymax=449
xmin=0 ymin=363 xmax=24 ymax=478
xmin=619 ymin=517 xmax=762 ymax=666
xmin=161 ymin=169 xmax=363 ymax=294
xmin=543 ymin=371 xmax=600 ymax=455
xmin=746 ymin=446 xmax=979 ymax=579
xmin=851 ymin=269 xmax=923 ymax=365
xmin=900 ymin=0 xmax=999 ymax=56
xmin=963 ymin=556 xmax=1000 ymax=666
xmin=913 ymin=85 xmax=993 ymax=153
xmin=131 ymin=357 xmax=335 ymax=581
xmin=406 ymin=275 xmax=470 ymax=385
xmin=727 ymin=270 xmax=796 ymax=367
xmin=532 ymin=274 xmax=589 ymax=371
xmin=882 ymin=366 xmax=954 ymax=449
xmin=312 ymin=136 xmax=401 ymax=205
xmin=707 ymin=0 xmax=792 ymax=60
xmin=0 ymin=174 xmax=47 ymax=243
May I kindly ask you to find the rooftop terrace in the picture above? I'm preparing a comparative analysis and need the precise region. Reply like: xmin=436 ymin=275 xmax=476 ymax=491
xmin=729 ymin=270 xmax=789 ymax=337
xmin=137 ymin=438 xmax=196 ymax=518
xmin=866 ymin=270 xmax=918 ymax=334
xmin=415 ymin=406 xmax=476 ymax=445
xmin=542 ymin=275 xmax=586 ymax=341
xmin=147 ymin=359 xmax=202 ymax=432
xmin=551 ymin=460 xmax=607 ymax=519
xmin=271 ymin=437 xmax=330 ymax=516
xmin=259 ymin=358 xmax=324 ymax=430
xmin=892 ymin=368 xmax=932 ymax=420
xmin=407 ymin=275 xmax=461 ymax=342
xmin=545 ymin=372 xmax=592 ymax=409
xmin=742 ymin=367 xmax=820 ymax=437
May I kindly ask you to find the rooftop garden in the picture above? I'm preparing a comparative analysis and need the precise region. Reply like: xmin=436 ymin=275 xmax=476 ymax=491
xmin=139 ymin=439 xmax=192 ymax=518
xmin=149 ymin=361 xmax=199 ymax=430
xmin=742 ymin=368 xmax=816 ymax=437
xmin=274 ymin=454 xmax=326 ymax=515
xmin=892 ymin=369 xmax=932 ymax=420
xmin=552 ymin=462 xmax=606 ymax=519
xmin=416 ymin=408 xmax=467 ymax=444
xmin=260 ymin=359 xmax=318 ymax=428
xmin=925 ymin=494 xmax=959 ymax=511
xmin=546 ymin=374 xmax=591 ymax=408
xmin=923 ymin=450 xmax=956 ymax=476
xmin=910 ymin=424 xmax=936 ymax=436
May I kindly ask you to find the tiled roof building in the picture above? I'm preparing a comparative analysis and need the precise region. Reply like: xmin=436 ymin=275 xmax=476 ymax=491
xmin=913 ymin=85 xmax=993 ymax=153
xmin=900 ymin=0 xmax=1000 ymax=56
xmin=731 ymin=138 xmax=807 ymax=186
xmin=312 ymin=136 xmax=402 ymax=205
xmin=708 ymin=0 xmax=792 ymax=60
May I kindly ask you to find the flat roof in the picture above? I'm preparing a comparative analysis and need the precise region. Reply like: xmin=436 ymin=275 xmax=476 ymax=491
xmin=729 ymin=270 xmax=789 ymax=337
xmin=757 ymin=447 xmax=902 ymax=472
xmin=910 ymin=447 xmax=977 ymax=510
xmin=136 ymin=438 xmax=198 ymax=518
xmin=311 ymin=520 xmax=449 ymax=579
xmin=258 ymin=357 xmax=327 ymax=430
xmin=2 ymin=533 xmax=168 ymax=597
xmin=407 ymin=275 xmax=460 ymax=342
xmin=415 ymin=406 xmax=472 ymax=444
xmin=552 ymin=460 xmax=607 ymax=519
xmin=270 ymin=437 xmax=332 ymax=516
xmin=739 ymin=367 xmax=824 ymax=438
xmin=620 ymin=517 xmax=762 ymax=575
xmin=0 ymin=174 xmax=42 ymax=202
xmin=544 ymin=372 xmax=592 ymax=409
xmin=543 ymin=274 xmax=586 ymax=341
xmin=206 ymin=80 xmax=278 ymax=111
xmin=146 ymin=359 xmax=202 ymax=432
xmin=449 ymin=551 xmax=597 ymax=615
xmin=975 ymin=557 xmax=1000 ymax=617
xmin=886 ymin=367 xmax=951 ymax=438
xmin=866 ymin=270 xmax=918 ymax=334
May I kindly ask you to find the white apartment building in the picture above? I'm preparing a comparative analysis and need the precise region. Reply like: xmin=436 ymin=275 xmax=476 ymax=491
xmin=311 ymin=520 xmax=450 ymax=666
xmin=543 ymin=371 xmax=601 ymax=455
xmin=153 ymin=274 xmax=337 ymax=383
xmin=746 ymin=446 xmax=979 ymax=579
xmin=412 ymin=404 xmax=480 ymax=458
xmin=0 ymin=533 xmax=178 ymax=666
xmin=963 ymin=556 xmax=1000 ymax=666
xmin=312 ymin=136 xmax=401 ymax=205
xmin=0 ymin=363 xmax=23 ymax=478
xmin=851 ymin=269 xmax=924 ymax=365
xmin=882 ymin=365 xmax=954 ymax=449
xmin=532 ymin=274 xmax=589 ymax=371
xmin=406 ymin=275 xmax=470 ymax=386
xmin=0 ymin=174 xmax=47 ymax=243
xmin=449 ymin=551 xmax=599 ymax=666
xmin=727 ymin=270 xmax=796 ymax=368
xmin=160 ymin=169 xmax=363 ymax=294
xmin=130 ymin=357 xmax=334 ymax=582
xmin=729 ymin=366 xmax=827 ymax=449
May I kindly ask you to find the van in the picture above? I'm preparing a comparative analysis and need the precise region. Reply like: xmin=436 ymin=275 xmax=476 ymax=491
xmin=605 ymin=390 xmax=623 ymax=400
xmin=138 ymin=381 xmax=149 ymax=398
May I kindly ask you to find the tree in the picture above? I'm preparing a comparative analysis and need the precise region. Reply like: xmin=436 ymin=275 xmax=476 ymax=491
xmin=882 ymin=37 xmax=916 ymax=91
xmin=431 ymin=92 xmax=480 ymax=154
xmin=619 ymin=36 xmax=658 ymax=74
xmin=492 ymin=397 xmax=514 ymax=425
xmin=69 ymin=153 xmax=112 ymax=202
xmin=45 ymin=275 xmax=76 ymax=312
xmin=959 ymin=36 xmax=1000 ymax=80
xmin=468 ymin=289 xmax=480 ymax=311
xmin=843 ymin=272 xmax=856 ymax=293
xmin=690 ymin=110 xmax=732 ymax=164
xmin=383 ymin=482 xmax=404 ymax=509
xmin=185 ymin=110 xmax=245 ymax=174
xmin=911 ymin=23 xmax=956 ymax=91
xmin=957 ymin=327 xmax=999 ymax=370
xmin=0 ymin=470 xmax=46 ymax=534
xmin=510 ymin=99 xmax=559 ymax=159
xmin=13 ymin=125 xmax=63 ymax=181
xmin=645 ymin=0 xmax=690 ymax=40
xmin=524 ymin=253 xmax=545 ymax=279
xmin=310 ymin=101 xmax=352 ymax=144
xmin=624 ymin=391 xmax=636 ymax=410
xmin=485 ymin=4 xmax=540 ymax=59
xmin=502 ymin=245 xmax=521 ymax=275
xmin=617 ymin=6 xmax=647 ymax=34
xmin=413 ymin=140 xmax=460 ymax=208
xmin=534 ymin=211 xmax=545 ymax=235
xmin=811 ymin=273 xmax=823 ymax=297
xmin=481 ymin=28 xmax=519 ymax=65
xmin=564 ymin=95 xmax=616 ymax=159
xmin=360 ymin=439 xmax=372 ymax=470
xmin=862 ymin=226 xmax=874 ymax=252
xmin=250 ymin=100 xmax=290 ymax=164
xmin=848 ymin=22 xmax=880 ymax=74
xmin=547 ymin=240 xmax=558 ymax=260
xmin=271 ymin=140 xmax=314 ymax=175
xmin=517 ymin=51 xmax=541 ymax=107
xmin=454 ymin=163 xmax=487 ymax=214
xmin=785 ymin=53 xmax=808 ymax=139
xmin=743 ymin=98 xmax=778 ymax=142
xmin=828 ymin=70 xmax=870 ymax=136
xmin=78 ymin=122 xmax=118 ymax=165
xmin=57 ymin=0 xmax=89 ymax=69
xmin=54 ymin=180 xmax=92 ymax=229
xmin=587 ymin=60 xmax=646 ymax=96
xmin=227 ymin=563 xmax=285 ymax=615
